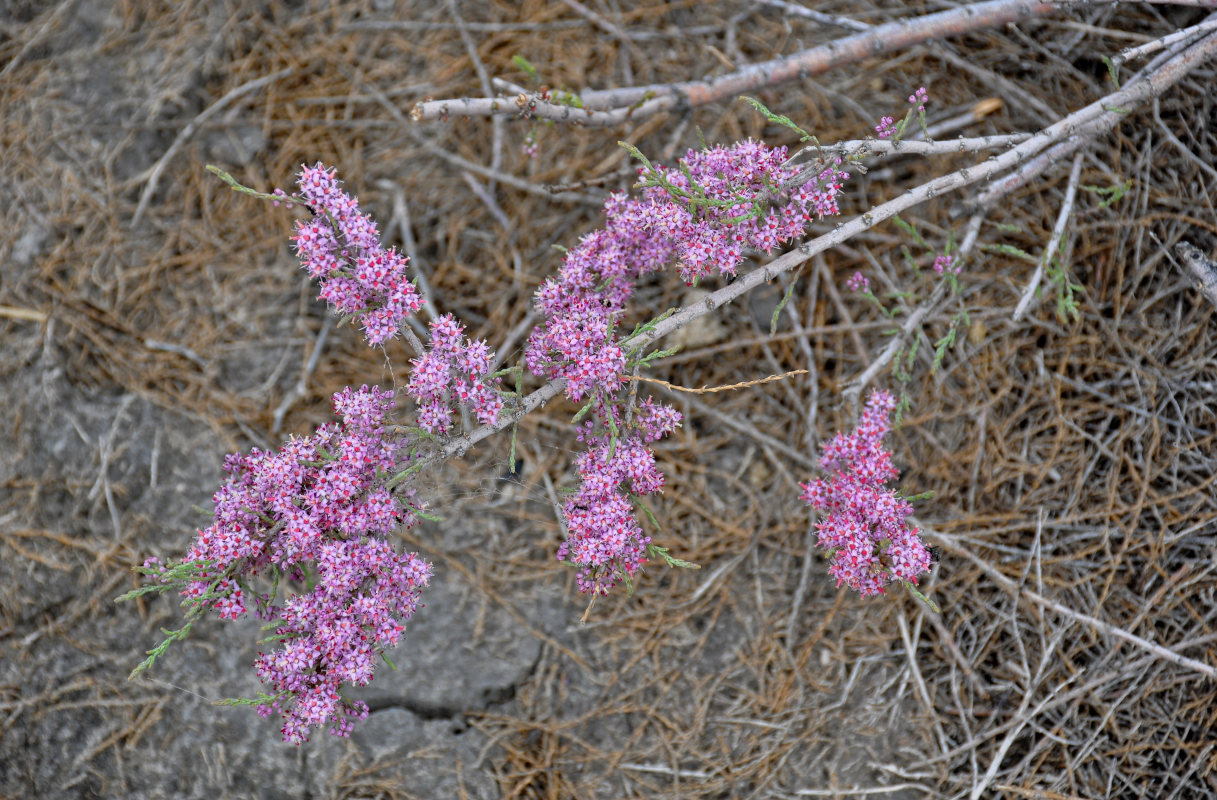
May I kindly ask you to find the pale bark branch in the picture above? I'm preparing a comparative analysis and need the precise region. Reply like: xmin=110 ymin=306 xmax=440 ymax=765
xmin=412 ymin=0 xmax=1064 ymax=126
xmin=412 ymin=29 xmax=1217 ymax=472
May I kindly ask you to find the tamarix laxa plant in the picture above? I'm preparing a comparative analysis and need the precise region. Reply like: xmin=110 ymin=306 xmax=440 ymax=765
xmin=122 ymin=104 xmax=937 ymax=743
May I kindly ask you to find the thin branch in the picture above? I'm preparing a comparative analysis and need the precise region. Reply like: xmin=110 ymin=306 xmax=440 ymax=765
xmin=933 ymin=528 xmax=1217 ymax=680
xmin=815 ymin=133 xmax=1033 ymax=160
xmin=752 ymin=0 xmax=872 ymax=32
xmin=445 ymin=0 xmax=503 ymax=187
xmin=620 ymin=369 xmax=807 ymax=394
xmin=1114 ymin=12 xmax=1217 ymax=65
xmin=341 ymin=19 xmax=588 ymax=33
xmin=413 ymin=0 xmax=1066 ymax=125
xmin=272 ymin=317 xmax=332 ymax=436
xmin=971 ymin=30 xmax=1217 ymax=208
xmin=1012 ymin=152 xmax=1084 ymax=321
xmin=363 ymin=80 xmax=604 ymax=207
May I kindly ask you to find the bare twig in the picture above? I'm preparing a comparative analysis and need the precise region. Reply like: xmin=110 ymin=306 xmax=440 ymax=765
xmin=620 ymin=369 xmax=807 ymax=394
xmin=340 ymin=19 xmax=587 ymax=33
xmin=0 ymin=305 xmax=49 ymax=323
xmin=271 ymin=317 xmax=332 ymax=436
xmin=972 ymin=31 xmax=1217 ymax=209
xmin=934 ymin=529 xmax=1217 ymax=680
xmin=813 ymin=133 xmax=1033 ymax=161
xmin=1012 ymin=152 xmax=1084 ymax=321
xmin=462 ymin=172 xmax=513 ymax=230
xmin=1115 ymin=13 xmax=1217 ymax=65
xmin=445 ymin=0 xmax=503 ymax=188
xmin=413 ymin=0 xmax=1065 ymax=125
xmin=752 ymin=0 xmax=872 ymax=32
xmin=415 ymin=32 xmax=1217 ymax=470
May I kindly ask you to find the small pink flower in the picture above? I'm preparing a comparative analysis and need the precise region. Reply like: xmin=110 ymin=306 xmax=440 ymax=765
xmin=908 ymin=87 xmax=928 ymax=113
xmin=932 ymin=254 xmax=959 ymax=275
xmin=846 ymin=271 xmax=870 ymax=292
xmin=874 ymin=116 xmax=895 ymax=139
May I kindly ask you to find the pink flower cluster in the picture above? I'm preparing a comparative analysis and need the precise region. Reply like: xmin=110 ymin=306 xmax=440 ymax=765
xmin=285 ymin=163 xmax=423 ymax=346
xmin=527 ymin=140 xmax=849 ymax=404
xmin=908 ymin=86 xmax=928 ymax=113
xmin=801 ymin=390 xmax=931 ymax=596
xmin=179 ymin=385 xmax=431 ymax=743
xmin=932 ymin=254 xmax=959 ymax=275
xmin=406 ymin=313 xmax=503 ymax=433
xmin=558 ymin=399 xmax=682 ymax=595
xmin=875 ymin=116 xmax=895 ymax=139
xmin=526 ymin=190 xmax=674 ymax=402
xmin=846 ymin=271 xmax=870 ymax=293
xmin=639 ymin=140 xmax=849 ymax=282
xmin=526 ymin=139 xmax=846 ymax=592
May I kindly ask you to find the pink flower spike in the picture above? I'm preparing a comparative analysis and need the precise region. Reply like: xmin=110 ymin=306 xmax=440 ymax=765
xmin=283 ymin=163 xmax=422 ymax=347
xmin=800 ymin=390 xmax=932 ymax=596
xmin=404 ymin=314 xmax=503 ymax=433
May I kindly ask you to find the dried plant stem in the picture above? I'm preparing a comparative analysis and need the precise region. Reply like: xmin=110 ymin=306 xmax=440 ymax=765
xmin=1115 ymin=13 xmax=1217 ymax=65
xmin=412 ymin=0 xmax=1065 ymax=126
xmin=445 ymin=0 xmax=503 ymax=187
xmin=813 ymin=133 xmax=1034 ymax=160
xmin=271 ymin=317 xmax=332 ymax=436
xmin=620 ymin=369 xmax=807 ymax=394
xmin=1012 ymin=152 xmax=1084 ymax=321
xmin=934 ymin=529 xmax=1217 ymax=680
xmin=753 ymin=0 xmax=872 ymax=32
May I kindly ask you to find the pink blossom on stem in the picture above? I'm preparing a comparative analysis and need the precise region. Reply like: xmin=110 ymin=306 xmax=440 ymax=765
xmin=874 ymin=116 xmax=895 ymax=139
xmin=558 ymin=400 xmax=681 ymax=595
xmin=801 ymin=390 xmax=932 ymax=596
xmin=527 ymin=140 xmax=850 ymax=404
xmin=846 ymin=271 xmax=870 ymax=293
xmin=179 ymin=385 xmax=431 ymax=744
xmin=406 ymin=313 xmax=503 ymax=433
xmin=908 ymin=87 xmax=928 ymax=113
xmin=528 ymin=139 xmax=847 ymax=593
xmin=288 ymin=163 xmax=423 ymax=346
